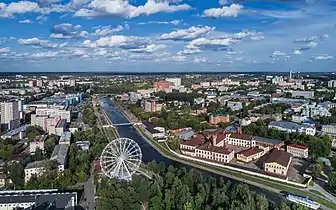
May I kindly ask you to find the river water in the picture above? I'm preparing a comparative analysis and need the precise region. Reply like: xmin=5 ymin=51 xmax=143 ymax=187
xmin=100 ymin=98 xmax=284 ymax=204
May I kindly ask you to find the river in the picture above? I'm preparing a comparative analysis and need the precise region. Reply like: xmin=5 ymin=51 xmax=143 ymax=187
xmin=100 ymin=97 xmax=284 ymax=204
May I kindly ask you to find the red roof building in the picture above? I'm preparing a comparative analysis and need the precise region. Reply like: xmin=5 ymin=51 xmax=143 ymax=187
xmin=286 ymin=144 xmax=308 ymax=159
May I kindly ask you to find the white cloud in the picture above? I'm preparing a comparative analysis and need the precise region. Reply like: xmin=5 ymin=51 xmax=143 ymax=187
xmin=187 ymin=37 xmax=234 ymax=50
xmin=74 ymin=0 xmax=191 ymax=18
xmin=19 ymin=19 xmax=33 ymax=24
xmin=18 ymin=38 xmax=61 ymax=48
xmin=0 ymin=47 xmax=10 ymax=53
xmin=0 ymin=1 xmax=68 ymax=18
xmin=160 ymin=26 xmax=214 ymax=41
xmin=138 ymin=20 xmax=181 ymax=25
xmin=271 ymin=50 xmax=287 ymax=57
xmin=203 ymin=4 xmax=243 ymax=18
xmin=51 ymin=23 xmax=88 ymax=39
xmin=311 ymin=55 xmax=333 ymax=60
xmin=178 ymin=48 xmax=201 ymax=55
xmin=172 ymin=55 xmax=186 ymax=62
xmin=293 ymin=50 xmax=302 ymax=55
xmin=93 ymin=25 xmax=124 ymax=37
xmin=219 ymin=0 xmax=228 ymax=6
xmin=193 ymin=57 xmax=207 ymax=63
xmin=29 ymin=51 xmax=59 ymax=59
xmin=128 ymin=44 xmax=166 ymax=54
xmin=83 ymin=35 xmax=144 ymax=48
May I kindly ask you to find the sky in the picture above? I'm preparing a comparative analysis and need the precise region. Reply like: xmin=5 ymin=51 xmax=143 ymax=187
xmin=0 ymin=0 xmax=335 ymax=72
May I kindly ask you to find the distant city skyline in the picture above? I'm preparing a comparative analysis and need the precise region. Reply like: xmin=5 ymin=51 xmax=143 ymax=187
xmin=0 ymin=0 xmax=335 ymax=72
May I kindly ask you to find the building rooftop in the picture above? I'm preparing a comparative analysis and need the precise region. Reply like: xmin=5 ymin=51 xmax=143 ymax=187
xmin=56 ymin=119 xmax=67 ymax=128
xmin=197 ymin=142 xmax=233 ymax=155
xmin=228 ymin=133 xmax=251 ymax=141
xmin=1 ymin=124 xmax=29 ymax=139
xmin=25 ymin=160 xmax=49 ymax=169
xmin=211 ymin=110 xmax=229 ymax=117
xmin=50 ymin=144 xmax=69 ymax=166
xmin=237 ymin=148 xmax=264 ymax=157
xmin=32 ymin=135 xmax=47 ymax=143
xmin=252 ymin=136 xmax=284 ymax=146
xmin=142 ymin=121 xmax=163 ymax=134
xmin=59 ymin=131 xmax=71 ymax=143
xmin=0 ymin=189 xmax=77 ymax=208
xmin=265 ymin=149 xmax=291 ymax=167
xmin=269 ymin=121 xmax=301 ymax=130
xmin=181 ymin=134 xmax=205 ymax=147
xmin=287 ymin=144 xmax=308 ymax=150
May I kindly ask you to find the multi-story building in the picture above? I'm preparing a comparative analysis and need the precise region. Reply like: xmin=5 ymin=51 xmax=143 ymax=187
xmin=0 ymin=189 xmax=77 ymax=210
xmin=291 ymin=114 xmax=308 ymax=123
xmin=272 ymin=76 xmax=284 ymax=85
xmin=29 ymin=135 xmax=47 ymax=154
xmin=209 ymin=111 xmax=230 ymax=124
xmin=287 ymin=144 xmax=308 ymax=158
xmin=36 ymin=79 xmax=43 ymax=87
xmin=24 ymin=160 xmax=48 ymax=183
xmin=153 ymin=81 xmax=173 ymax=92
xmin=291 ymin=91 xmax=314 ymax=99
xmin=301 ymin=103 xmax=331 ymax=118
xmin=165 ymin=78 xmax=181 ymax=87
xmin=195 ymin=142 xmax=234 ymax=163
xmin=322 ymin=124 xmax=336 ymax=137
xmin=0 ymin=101 xmax=20 ymax=130
xmin=227 ymin=101 xmax=243 ymax=111
xmin=264 ymin=149 xmax=292 ymax=176
xmin=50 ymin=144 xmax=69 ymax=172
xmin=328 ymin=80 xmax=336 ymax=88
xmin=268 ymin=121 xmax=316 ymax=136
xmin=59 ymin=131 xmax=71 ymax=145
xmin=54 ymin=119 xmax=66 ymax=136
xmin=142 ymin=99 xmax=165 ymax=112
xmin=180 ymin=134 xmax=206 ymax=157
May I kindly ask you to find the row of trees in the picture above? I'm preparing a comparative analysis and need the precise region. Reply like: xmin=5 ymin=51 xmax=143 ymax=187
xmin=83 ymin=104 xmax=98 ymax=128
xmin=243 ymin=120 xmax=332 ymax=158
xmin=253 ymin=103 xmax=291 ymax=115
xmin=97 ymin=162 xmax=308 ymax=210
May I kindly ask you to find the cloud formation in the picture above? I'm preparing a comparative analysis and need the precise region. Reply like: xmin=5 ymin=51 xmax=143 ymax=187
xmin=160 ymin=26 xmax=214 ymax=41
xmin=203 ymin=4 xmax=243 ymax=18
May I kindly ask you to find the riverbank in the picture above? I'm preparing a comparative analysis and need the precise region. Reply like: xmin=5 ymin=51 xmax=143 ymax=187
xmin=112 ymin=99 xmax=336 ymax=210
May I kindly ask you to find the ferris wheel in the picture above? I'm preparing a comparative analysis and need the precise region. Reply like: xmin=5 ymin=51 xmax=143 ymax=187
xmin=100 ymin=138 xmax=142 ymax=181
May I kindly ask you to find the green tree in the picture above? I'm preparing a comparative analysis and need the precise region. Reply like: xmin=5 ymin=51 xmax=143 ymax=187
xmin=312 ymin=163 xmax=323 ymax=179
xmin=9 ymin=162 xmax=24 ymax=188
xmin=328 ymin=171 xmax=336 ymax=193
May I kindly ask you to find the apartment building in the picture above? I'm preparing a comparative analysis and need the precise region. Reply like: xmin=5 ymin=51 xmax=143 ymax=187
xmin=50 ymin=144 xmax=69 ymax=172
xmin=287 ymin=144 xmax=308 ymax=159
xmin=142 ymin=99 xmax=165 ymax=112
xmin=322 ymin=124 xmax=336 ymax=137
xmin=59 ymin=131 xmax=71 ymax=145
xmin=291 ymin=91 xmax=314 ymax=99
xmin=0 ymin=101 xmax=20 ymax=130
xmin=24 ymin=160 xmax=48 ymax=183
xmin=29 ymin=135 xmax=47 ymax=154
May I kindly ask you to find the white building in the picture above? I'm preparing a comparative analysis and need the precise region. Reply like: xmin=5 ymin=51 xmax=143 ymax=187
xmin=301 ymin=103 xmax=331 ymax=118
xmin=268 ymin=121 xmax=316 ymax=136
xmin=227 ymin=101 xmax=243 ymax=111
xmin=24 ymin=160 xmax=48 ymax=183
xmin=322 ymin=124 xmax=336 ymax=137
xmin=0 ymin=101 xmax=20 ymax=130
xmin=287 ymin=144 xmax=308 ymax=159
xmin=165 ymin=78 xmax=181 ymax=87
xmin=291 ymin=114 xmax=308 ymax=123
xmin=29 ymin=135 xmax=47 ymax=154
xmin=272 ymin=76 xmax=284 ymax=85
xmin=142 ymin=122 xmax=166 ymax=140
xmin=328 ymin=80 xmax=336 ymax=88
xmin=291 ymin=91 xmax=314 ymax=99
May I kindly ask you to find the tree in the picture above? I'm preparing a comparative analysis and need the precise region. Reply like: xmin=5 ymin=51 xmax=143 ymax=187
xmin=328 ymin=171 xmax=336 ymax=193
xmin=9 ymin=162 xmax=24 ymax=188
xmin=312 ymin=163 xmax=323 ymax=179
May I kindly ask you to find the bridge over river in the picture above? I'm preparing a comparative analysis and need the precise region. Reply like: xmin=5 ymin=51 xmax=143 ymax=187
xmin=99 ymin=97 xmax=285 ymax=205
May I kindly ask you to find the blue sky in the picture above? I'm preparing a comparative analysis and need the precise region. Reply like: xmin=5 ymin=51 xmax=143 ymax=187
xmin=0 ymin=0 xmax=335 ymax=72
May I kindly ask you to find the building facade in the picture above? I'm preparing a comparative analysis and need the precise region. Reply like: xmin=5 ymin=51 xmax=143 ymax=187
xmin=264 ymin=150 xmax=292 ymax=176
xmin=287 ymin=144 xmax=308 ymax=158
xmin=209 ymin=111 xmax=230 ymax=124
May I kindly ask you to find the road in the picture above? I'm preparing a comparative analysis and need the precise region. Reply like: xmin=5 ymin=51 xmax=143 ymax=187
xmin=81 ymin=169 xmax=96 ymax=210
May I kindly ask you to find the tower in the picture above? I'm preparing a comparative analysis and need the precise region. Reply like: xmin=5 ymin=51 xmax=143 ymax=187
xmin=289 ymin=70 xmax=292 ymax=80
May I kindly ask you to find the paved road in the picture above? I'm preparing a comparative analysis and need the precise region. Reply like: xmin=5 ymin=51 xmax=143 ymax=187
xmin=80 ymin=164 xmax=96 ymax=210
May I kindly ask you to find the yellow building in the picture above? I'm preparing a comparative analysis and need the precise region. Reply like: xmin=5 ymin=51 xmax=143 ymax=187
xmin=264 ymin=149 xmax=292 ymax=177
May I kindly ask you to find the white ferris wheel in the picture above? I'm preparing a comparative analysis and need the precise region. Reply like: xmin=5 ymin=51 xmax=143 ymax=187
xmin=100 ymin=138 xmax=142 ymax=181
